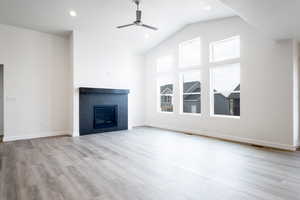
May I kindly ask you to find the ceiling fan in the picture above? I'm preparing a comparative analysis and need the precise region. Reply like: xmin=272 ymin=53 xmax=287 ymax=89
xmin=117 ymin=0 xmax=158 ymax=31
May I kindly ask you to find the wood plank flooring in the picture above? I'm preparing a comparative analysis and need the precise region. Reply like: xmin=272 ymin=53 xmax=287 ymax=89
xmin=1 ymin=127 xmax=300 ymax=200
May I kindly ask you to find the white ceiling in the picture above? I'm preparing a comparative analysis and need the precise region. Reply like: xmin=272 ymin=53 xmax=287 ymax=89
xmin=0 ymin=0 xmax=235 ymax=53
xmin=220 ymin=0 xmax=300 ymax=41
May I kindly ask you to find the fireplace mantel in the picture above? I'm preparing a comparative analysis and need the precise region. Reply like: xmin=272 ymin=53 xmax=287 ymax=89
xmin=79 ymin=87 xmax=130 ymax=95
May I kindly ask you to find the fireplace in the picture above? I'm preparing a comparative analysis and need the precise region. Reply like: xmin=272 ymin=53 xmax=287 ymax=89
xmin=79 ymin=88 xmax=129 ymax=135
xmin=94 ymin=105 xmax=118 ymax=129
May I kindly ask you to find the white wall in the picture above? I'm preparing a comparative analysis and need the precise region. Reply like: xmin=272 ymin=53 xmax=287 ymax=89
xmin=145 ymin=17 xmax=298 ymax=150
xmin=297 ymin=42 xmax=300 ymax=147
xmin=71 ymin=29 xmax=145 ymax=136
xmin=292 ymin=41 xmax=299 ymax=147
xmin=0 ymin=24 xmax=71 ymax=141
xmin=299 ymin=43 xmax=300 ymax=147
xmin=0 ymin=65 xmax=3 ymax=135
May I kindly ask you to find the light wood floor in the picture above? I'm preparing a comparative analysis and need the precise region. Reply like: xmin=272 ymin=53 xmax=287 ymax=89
xmin=1 ymin=127 xmax=300 ymax=200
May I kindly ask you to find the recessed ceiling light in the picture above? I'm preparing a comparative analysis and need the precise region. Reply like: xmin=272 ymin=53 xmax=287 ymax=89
xmin=203 ymin=5 xmax=212 ymax=11
xmin=69 ymin=10 xmax=77 ymax=17
xmin=145 ymin=34 xmax=150 ymax=39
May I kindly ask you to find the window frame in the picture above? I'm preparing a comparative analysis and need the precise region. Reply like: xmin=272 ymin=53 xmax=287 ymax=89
xmin=209 ymin=36 xmax=240 ymax=63
xmin=209 ymin=63 xmax=241 ymax=119
xmin=154 ymin=35 xmax=241 ymax=119
xmin=179 ymin=70 xmax=202 ymax=115
xmin=157 ymin=79 xmax=174 ymax=114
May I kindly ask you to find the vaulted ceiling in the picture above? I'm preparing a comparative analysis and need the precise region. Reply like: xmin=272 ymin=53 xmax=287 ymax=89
xmin=220 ymin=0 xmax=300 ymax=40
xmin=1 ymin=0 xmax=299 ymax=53
xmin=0 ymin=0 xmax=235 ymax=52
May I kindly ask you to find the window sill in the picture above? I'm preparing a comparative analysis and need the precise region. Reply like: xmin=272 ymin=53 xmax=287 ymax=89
xmin=180 ymin=112 xmax=201 ymax=116
xmin=158 ymin=111 xmax=174 ymax=114
xmin=211 ymin=114 xmax=240 ymax=119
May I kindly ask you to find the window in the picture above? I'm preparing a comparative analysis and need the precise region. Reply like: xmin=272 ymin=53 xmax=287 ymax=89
xmin=158 ymin=79 xmax=174 ymax=112
xmin=157 ymin=56 xmax=173 ymax=73
xmin=211 ymin=63 xmax=240 ymax=117
xmin=180 ymin=71 xmax=201 ymax=114
xmin=210 ymin=36 xmax=240 ymax=62
xmin=179 ymin=37 xmax=201 ymax=68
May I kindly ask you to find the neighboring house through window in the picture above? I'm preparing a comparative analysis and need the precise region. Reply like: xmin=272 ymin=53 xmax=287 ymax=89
xmin=157 ymin=55 xmax=174 ymax=113
xmin=155 ymin=35 xmax=240 ymax=118
xmin=159 ymin=82 xmax=174 ymax=112
xmin=181 ymin=71 xmax=201 ymax=114
xmin=213 ymin=82 xmax=240 ymax=116
xmin=210 ymin=36 xmax=241 ymax=117
xmin=179 ymin=38 xmax=202 ymax=115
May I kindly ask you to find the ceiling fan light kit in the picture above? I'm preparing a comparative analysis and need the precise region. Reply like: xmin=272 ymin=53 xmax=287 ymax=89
xmin=117 ymin=0 xmax=158 ymax=31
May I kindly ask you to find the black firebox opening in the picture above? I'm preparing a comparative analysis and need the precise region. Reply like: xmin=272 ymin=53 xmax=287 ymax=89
xmin=94 ymin=105 xmax=118 ymax=129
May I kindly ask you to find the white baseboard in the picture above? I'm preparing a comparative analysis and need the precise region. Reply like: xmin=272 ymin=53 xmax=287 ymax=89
xmin=296 ymin=142 xmax=300 ymax=150
xmin=3 ymin=131 xmax=71 ymax=142
xmin=72 ymin=130 xmax=80 ymax=137
xmin=146 ymin=125 xmax=296 ymax=151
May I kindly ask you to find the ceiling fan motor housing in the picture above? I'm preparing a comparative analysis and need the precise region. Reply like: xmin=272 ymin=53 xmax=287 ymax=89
xmin=133 ymin=0 xmax=140 ymax=5
xmin=136 ymin=10 xmax=142 ymax=23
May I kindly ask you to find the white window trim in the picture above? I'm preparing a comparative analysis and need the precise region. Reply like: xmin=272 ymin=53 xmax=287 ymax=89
xmin=211 ymin=114 xmax=240 ymax=119
xmin=178 ymin=65 xmax=202 ymax=72
xmin=183 ymin=92 xmax=201 ymax=95
xmin=158 ymin=111 xmax=174 ymax=114
xmin=157 ymin=80 xmax=174 ymax=113
xmin=209 ymin=63 xmax=241 ymax=118
xmin=209 ymin=35 xmax=240 ymax=63
xmin=179 ymin=71 xmax=202 ymax=115
xmin=180 ymin=112 xmax=202 ymax=117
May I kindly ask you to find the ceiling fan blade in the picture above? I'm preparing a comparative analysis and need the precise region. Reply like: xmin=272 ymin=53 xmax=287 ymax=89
xmin=117 ymin=23 xmax=135 ymax=29
xmin=141 ymin=24 xmax=158 ymax=31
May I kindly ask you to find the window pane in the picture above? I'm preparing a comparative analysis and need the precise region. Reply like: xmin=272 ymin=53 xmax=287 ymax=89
xmin=160 ymin=84 xmax=173 ymax=94
xmin=211 ymin=64 xmax=240 ymax=116
xmin=214 ymin=93 xmax=240 ymax=116
xmin=210 ymin=36 xmax=240 ymax=62
xmin=179 ymin=38 xmax=201 ymax=68
xmin=157 ymin=56 xmax=173 ymax=73
xmin=182 ymin=71 xmax=201 ymax=93
xmin=158 ymin=79 xmax=174 ymax=112
xmin=160 ymin=95 xmax=173 ymax=112
xmin=182 ymin=71 xmax=201 ymax=114
xmin=183 ymin=95 xmax=201 ymax=113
